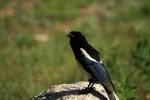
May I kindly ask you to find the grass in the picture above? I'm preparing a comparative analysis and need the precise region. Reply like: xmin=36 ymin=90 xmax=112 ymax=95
xmin=0 ymin=0 xmax=150 ymax=100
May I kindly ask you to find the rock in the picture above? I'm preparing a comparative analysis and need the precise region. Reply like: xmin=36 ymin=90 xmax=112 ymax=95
xmin=31 ymin=81 xmax=119 ymax=100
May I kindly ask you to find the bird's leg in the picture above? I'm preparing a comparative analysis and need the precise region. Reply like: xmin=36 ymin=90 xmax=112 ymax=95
xmin=79 ymin=78 xmax=95 ymax=94
xmin=89 ymin=79 xmax=96 ymax=89
xmin=86 ymin=78 xmax=96 ymax=91
xmin=86 ymin=78 xmax=93 ymax=88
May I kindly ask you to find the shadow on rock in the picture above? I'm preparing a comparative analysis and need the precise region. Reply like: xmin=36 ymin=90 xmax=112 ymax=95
xmin=31 ymin=88 xmax=107 ymax=100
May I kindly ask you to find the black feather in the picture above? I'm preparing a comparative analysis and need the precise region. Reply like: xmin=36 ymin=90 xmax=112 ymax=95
xmin=67 ymin=31 xmax=116 ymax=100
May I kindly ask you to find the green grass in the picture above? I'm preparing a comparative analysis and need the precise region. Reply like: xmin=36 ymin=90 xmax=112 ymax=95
xmin=0 ymin=0 xmax=150 ymax=100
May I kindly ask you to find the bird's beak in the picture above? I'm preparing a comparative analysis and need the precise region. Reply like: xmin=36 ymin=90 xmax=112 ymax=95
xmin=67 ymin=33 xmax=74 ymax=37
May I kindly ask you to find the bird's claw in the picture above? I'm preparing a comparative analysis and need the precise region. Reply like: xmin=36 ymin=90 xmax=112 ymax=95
xmin=90 ymin=87 xmax=96 ymax=90
xmin=78 ymin=87 xmax=95 ymax=94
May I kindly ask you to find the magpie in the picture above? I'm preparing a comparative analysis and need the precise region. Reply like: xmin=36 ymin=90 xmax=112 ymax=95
xmin=67 ymin=31 xmax=116 ymax=100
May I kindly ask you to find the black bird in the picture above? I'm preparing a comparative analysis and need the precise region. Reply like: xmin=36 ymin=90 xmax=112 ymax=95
xmin=67 ymin=31 xmax=116 ymax=100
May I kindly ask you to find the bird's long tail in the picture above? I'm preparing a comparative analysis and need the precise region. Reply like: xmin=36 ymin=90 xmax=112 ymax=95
xmin=103 ymin=85 xmax=116 ymax=100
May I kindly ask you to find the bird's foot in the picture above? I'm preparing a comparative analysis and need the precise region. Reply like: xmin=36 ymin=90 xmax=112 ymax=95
xmin=78 ymin=87 xmax=96 ymax=94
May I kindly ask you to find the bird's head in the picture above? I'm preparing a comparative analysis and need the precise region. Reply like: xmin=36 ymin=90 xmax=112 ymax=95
xmin=67 ymin=31 xmax=87 ymax=41
xmin=67 ymin=31 xmax=83 ymax=38
xmin=67 ymin=31 xmax=88 ymax=48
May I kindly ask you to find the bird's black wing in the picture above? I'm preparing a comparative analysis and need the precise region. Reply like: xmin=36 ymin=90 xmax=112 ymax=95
xmin=79 ymin=47 xmax=115 ymax=92
xmin=81 ymin=56 xmax=115 ymax=92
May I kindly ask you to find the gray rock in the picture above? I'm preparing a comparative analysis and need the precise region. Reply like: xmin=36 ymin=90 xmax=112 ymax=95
xmin=31 ymin=81 xmax=119 ymax=100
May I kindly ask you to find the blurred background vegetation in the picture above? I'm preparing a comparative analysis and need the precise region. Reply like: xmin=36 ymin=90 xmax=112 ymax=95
xmin=0 ymin=0 xmax=150 ymax=100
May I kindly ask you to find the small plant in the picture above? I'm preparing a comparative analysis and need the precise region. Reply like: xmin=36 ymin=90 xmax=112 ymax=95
xmin=131 ymin=36 xmax=150 ymax=99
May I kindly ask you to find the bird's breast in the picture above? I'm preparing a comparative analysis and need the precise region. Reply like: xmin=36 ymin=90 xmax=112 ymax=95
xmin=76 ymin=60 xmax=92 ymax=79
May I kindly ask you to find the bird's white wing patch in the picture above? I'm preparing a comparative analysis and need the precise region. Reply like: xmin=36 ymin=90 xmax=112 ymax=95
xmin=80 ymin=48 xmax=103 ymax=64
xmin=99 ymin=60 xmax=103 ymax=64
xmin=80 ymin=48 xmax=99 ymax=63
